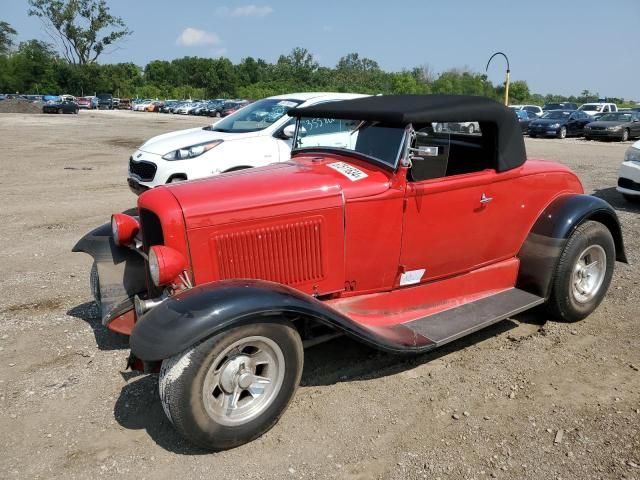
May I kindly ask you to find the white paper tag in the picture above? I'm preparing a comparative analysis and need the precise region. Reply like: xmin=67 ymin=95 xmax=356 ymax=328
xmin=277 ymin=100 xmax=298 ymax=108
xmin=399 ymin=269 xmax=425 ymax=286
xmin=326 ymin=162 xmax=368 ymax=181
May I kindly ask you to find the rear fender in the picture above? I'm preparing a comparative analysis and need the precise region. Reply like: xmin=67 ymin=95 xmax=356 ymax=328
xmin=129 ymin=279 xmax=433 ymax=362
xmin=72 ymin=222 xmax=147 ymax=325
xmin=517 ymin=194 xmax=627 ymax=298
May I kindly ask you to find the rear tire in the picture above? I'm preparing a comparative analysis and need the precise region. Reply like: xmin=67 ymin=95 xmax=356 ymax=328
xmin=159 ymin=321 xmax=303 ymax=450
xmin=546 ymin=221 xmax=615 ymax=322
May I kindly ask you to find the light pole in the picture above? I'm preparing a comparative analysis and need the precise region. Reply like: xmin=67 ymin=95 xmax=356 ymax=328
xmin=486 ymin=52 xmax=510 ymax=106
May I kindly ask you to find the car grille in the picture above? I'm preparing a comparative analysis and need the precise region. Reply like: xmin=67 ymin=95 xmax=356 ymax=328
xmin=590 ymin=126 xmax=606 ymax=131
xmin=129 ymin=157 xmax=157 ymax=181
xmin=619 ymin=177 xmax=640 ymax=192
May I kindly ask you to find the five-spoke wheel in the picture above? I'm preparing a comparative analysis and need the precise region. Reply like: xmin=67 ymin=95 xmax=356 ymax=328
xmin=159 ymin=321 xmax=303 ymax=450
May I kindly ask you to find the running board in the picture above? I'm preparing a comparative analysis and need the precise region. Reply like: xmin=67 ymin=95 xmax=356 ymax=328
xmin=397 ymin=288 xmax=545 ymax=348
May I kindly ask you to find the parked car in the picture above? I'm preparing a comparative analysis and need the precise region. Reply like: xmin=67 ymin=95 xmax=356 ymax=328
xmin=528 ymin=110 xmax=592 ymax=138
xmin=76 ymin=94 xmax=626 ymax=450
xmin=584 ymin=112 xmax=640 ymax=142
xmin=119 ymin=98 xmax=132 ymax=110
xmin=617 ymin=140 xmax=640 ymax=202
xmin=221 ymin=100 xmax=249 ymax=117
xmin=97 ymin=93 xmax=114 ymax=109
xmin=127 ymin=92 xmax=367 ymax=194
xmin=510 ymin=104 xmax=543 ymax=117
xmin=133 ymin=99 xmax=153 ymax=111
xmin=515 ymin=109 xmax=537 ymax=132
xmin=446 ymin=121 xmax=480 ymax=134
xmin=203 ymin=99 xmax=226 ymax=117
xmin=578 ymin=103 xmax=618 ymax=116
xmin=42 ymin=99 xmax=79 ymax=114
xmin=543 ymin=102 xmax=579 ymax=111
xmin=76 ymin=96 xmax=94 ymax=109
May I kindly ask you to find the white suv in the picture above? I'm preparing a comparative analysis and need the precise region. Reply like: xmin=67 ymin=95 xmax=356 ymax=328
xmin=617 ymin=140 xmax=640 ymax=202
xmin=579 ymin=103 xmax=618 ymax=116
xmin=127 ymin=92 xmax=367 ymax=194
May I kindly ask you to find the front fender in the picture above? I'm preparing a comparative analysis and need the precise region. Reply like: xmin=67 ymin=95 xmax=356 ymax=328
xmin=72 ymin=222 xmax=147 ymax=325
xmin=130 ymin=279 xmax=434 ymax=362
xmin=517 ymin=194 xmax=627 ymax=298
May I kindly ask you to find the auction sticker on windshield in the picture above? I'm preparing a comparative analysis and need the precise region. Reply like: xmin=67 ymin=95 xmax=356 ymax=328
xmin=326 ymin=162 xmax=369 ymax=181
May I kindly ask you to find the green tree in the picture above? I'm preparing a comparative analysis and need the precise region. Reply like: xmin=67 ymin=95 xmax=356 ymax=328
xmin=9 ymin=40 xmax=59 ymax=93
xmin=27 ymin=0 xmax=132 ymax=64
xmin=0 ymin=21 xmax=17 ymax=55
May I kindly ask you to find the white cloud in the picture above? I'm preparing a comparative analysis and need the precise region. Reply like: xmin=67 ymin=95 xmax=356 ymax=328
xmin=217 ymin=5 xmax=274 ymax=17
xmin=176 ymin=28 xmax=221 ymax=47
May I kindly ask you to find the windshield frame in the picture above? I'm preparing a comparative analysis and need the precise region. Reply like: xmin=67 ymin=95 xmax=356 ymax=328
xmin=290 ymin=117 xmax=408 ymax=171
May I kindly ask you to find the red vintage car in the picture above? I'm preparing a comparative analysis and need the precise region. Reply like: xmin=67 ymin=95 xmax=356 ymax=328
xmin=74 ymin=95 xmax=626 ymax=450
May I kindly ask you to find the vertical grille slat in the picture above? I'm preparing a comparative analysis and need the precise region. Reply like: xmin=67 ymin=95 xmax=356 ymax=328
xmin=213 ymin=218 xmax=325 ymax=285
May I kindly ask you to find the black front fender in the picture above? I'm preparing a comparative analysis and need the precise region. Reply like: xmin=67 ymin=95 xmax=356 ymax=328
xmin=130 ymin=280 xmax=434 ymax=362
xmin=517 ymin=194 xmax=627 ymax=298
xmin=72 ymin=222 xmax=147 ymax=324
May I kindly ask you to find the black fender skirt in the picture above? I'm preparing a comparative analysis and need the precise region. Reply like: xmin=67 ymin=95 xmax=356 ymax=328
xmin=72 ymin=222 xmax=147 ymax=324
xmin=130 ymin=279 xmax=435 ymax=362
xmin=517 ymin=194 xmax=627 ymax=298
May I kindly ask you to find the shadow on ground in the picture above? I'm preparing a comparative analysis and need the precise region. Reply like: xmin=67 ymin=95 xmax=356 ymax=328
xmin=592 ymin=187 xmax=640 ymax=214
xmin=66 ymin=301 xmax=129 ymax=351
xmin=112 ymin=312 xmax=546 ymax=454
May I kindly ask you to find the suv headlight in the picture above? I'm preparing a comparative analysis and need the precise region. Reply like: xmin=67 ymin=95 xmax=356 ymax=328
xmin=162 ymin=140 xmax=223 ymax=160
xmin=624 ymin=146 xmax=640 ymax=164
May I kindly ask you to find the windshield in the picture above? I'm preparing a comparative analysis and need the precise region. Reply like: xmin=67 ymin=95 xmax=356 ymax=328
xmin=541 ymin=111 xmax=571 ymax=119
xmin=598 ymin=113 xmax=632 ymax=122
xmin=579 ymin=104 xmax=599 ymax=112
xmin=293 ymin=116 xmax=405 ymax=168
xmin=212 ymin=98 xmax=301 ymax=133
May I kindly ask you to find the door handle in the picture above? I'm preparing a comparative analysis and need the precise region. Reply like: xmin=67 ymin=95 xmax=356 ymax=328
xmin=480 ymin=193 xmax=493 ymax=204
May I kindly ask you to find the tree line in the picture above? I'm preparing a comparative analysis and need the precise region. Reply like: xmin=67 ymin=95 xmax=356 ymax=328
xmin=0 ymin=1 xmax=634 ymax=106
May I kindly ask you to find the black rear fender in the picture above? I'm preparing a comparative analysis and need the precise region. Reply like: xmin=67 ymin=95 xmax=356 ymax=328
xmin=129 ymin=279 xmax=432 ymax=362
xmin=517 ymin=194 xmax=627 ymax=298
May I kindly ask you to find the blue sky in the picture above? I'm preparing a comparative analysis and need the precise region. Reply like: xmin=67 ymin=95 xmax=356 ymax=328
xmin=4 ymin=0 xmax=639 ymax=99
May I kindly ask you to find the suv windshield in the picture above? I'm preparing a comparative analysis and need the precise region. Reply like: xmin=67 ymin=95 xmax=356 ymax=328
xmin=541 ymin=111 xmax=571 ymax=119
xmin=293 ymin=117 xmax=405 ymax=168
xmin=212 ymin=98 xmax=301 ymax=133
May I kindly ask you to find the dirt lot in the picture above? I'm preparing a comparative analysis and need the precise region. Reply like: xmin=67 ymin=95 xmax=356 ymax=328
xmin=0 ymin=110 xmax=638 ymax=480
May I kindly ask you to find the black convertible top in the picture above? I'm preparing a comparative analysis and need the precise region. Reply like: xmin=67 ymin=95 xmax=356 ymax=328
xmin=289 ymin=94 xmax=527 ymax=172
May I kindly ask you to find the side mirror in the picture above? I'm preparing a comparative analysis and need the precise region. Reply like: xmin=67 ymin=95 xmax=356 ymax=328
xmin=282 ymin=124 xmax=296 ymax=139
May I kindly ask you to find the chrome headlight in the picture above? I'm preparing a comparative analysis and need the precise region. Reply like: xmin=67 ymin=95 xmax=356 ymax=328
xmin=607 ymin=126 xmax=622 ymax=131
xmin=162 ymin=140 xmax=223 ymax=161
xmin=624 ymin=146 xmax=640 ymax=164
xmin=148 ymin=247 xmax=160 ymax=286
xmin=550 ymin=123 xmax=560 ymax=128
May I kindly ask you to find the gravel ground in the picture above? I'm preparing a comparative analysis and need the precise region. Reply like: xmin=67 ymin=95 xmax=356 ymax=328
xmin=0 ymin=110 xmax=638 ymax=480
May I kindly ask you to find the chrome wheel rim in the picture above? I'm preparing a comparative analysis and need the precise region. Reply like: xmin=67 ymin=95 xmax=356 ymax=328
xmin=560 ymin=127 xmax=566 ymax=138
xmin=202 ymin=336 xmax=285 ymax=426
xmin=571 ymin=245 xmax=606 ymax=303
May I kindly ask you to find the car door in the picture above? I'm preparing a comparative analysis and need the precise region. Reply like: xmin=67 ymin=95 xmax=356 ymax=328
xmin=399 ymin=128 xmax=517 ymax=283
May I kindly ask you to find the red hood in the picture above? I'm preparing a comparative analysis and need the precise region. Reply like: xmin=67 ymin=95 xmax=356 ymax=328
xmin=162 ymin=153 xmax=395 ymax=229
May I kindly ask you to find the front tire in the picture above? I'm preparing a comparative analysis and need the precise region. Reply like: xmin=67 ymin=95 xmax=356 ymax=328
xmin=159 ymin=321 xmax=303 ymax=450
xmin=546 ymin=221 xmax=615 ymax=322
xmin=558 ymin=126 xmax=567 ymax=139
xmin=621 ymin=129 xmax=629 ymax=142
